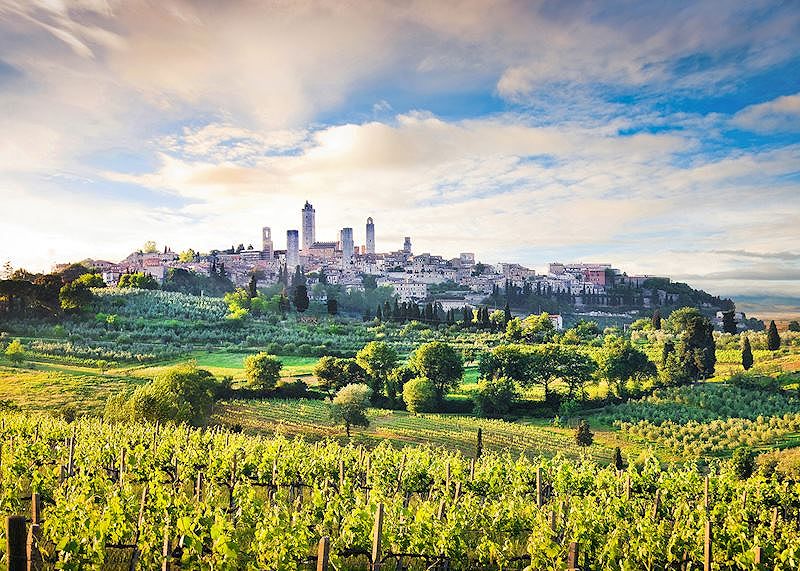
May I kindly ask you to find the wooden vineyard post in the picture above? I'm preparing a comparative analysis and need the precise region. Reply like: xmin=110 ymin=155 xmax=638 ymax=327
xmin=162 ymin=530 xmax=172 ymax=571
xmin=567 ymin=541 xmax=579 ymax=571
xmin=371 ymin=503 xmax=384 ymax=571
xmin=704 ymin=475 xmax=710 ymax=511
xmin=195 ymin=472 xmax=204 ymax=502
xmin=395 ymin=454 xmax=406 ymax=494
xmin=475 ymin=428 xmax=482 ymax=459
xmin=317 ymin=536 xmax=330 ymax=571
xmin=754 ymin=546 xmax=763 ymax=568
xmin=704 ymin=520 xmax=712 ymax=571
xmin=67 ymin=428 xmax=76 ymax=477
xmin=339 ymin=459 xmax=345 ymax=491
xmin=6 ymin=516 xmax=26 ymax=571
xmin=30 ymin=493 xmax=41 ymax=525
xmin=536 ymin=467 xmax=542 ymax=508
xmin=771 ymin=507 xmax=779 ymax=533
xmin=445 ymin=461 xmax=451 ymax=495
xmin=651 ymin=489 xmax=661 ymax=519
xmin=119 ymin=447 xmax=126 ymax=484
xmin=469 ymin=458 xmax=475 ymax=481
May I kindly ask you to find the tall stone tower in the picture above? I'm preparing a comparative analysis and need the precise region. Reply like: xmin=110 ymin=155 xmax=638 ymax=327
xmin=262 ymin=227 xmax=273 ymax=261
xmin=365 ymin=217 xmax=375 ymax=255
xmin=403 ymin=236 xmax=412 ymax=254
xmin=286 ymin=230 xmax=300 ymax=270
xmin=302 ymin=201 xmax=315 ymax=252
xmin=339 ymin=227 xmax=354 ymax=267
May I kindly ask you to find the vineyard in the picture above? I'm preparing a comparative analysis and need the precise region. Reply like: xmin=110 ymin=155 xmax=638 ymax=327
xmin=597 ymin=383 xmax=800 ymax=457
xmin=217 ymin=400 xmax=609 ymax=461
xmin=2 ymin=413 xmax=800 ymax=570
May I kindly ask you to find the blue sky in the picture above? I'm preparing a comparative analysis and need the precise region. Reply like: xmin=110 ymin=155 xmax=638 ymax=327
xmin=0 ymin=0 xmax=799 ymax=315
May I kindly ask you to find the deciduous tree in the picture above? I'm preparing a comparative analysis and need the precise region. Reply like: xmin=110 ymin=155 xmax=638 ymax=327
xmin=330 ymin=384 xmax=371 ymax=437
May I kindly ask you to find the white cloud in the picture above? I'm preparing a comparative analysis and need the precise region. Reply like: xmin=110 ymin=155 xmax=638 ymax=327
xmin=732 ymin=93 xmax=800 ymax=133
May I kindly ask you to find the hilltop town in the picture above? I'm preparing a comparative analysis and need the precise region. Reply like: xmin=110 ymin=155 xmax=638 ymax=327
xmin=50 ymin=201 xmax=744 ymax=329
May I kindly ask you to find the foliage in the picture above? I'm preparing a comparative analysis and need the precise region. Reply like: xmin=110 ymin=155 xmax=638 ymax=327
xmin=105 ymin=363 xmax=219 ymax=426
xmin=597 ymin=335 xmax=656 ymax=398
xmin=58 ymin=280 xmax=95 ymax=312
xmin=4 ymin=338 xmax=25 ymax=364
xmin=356 ymin=341 xmax=398 ymax=400
xmin=473 ymin=377 xmax=517 ymax=418
xmin=292 ymin=284 xmax=310 ymax=313
xmin=329 ymin=383 xmax=371 ymax=436
xmin=117 ymin=272 xmax=158 ymax=290
xmin=402 ymin=377 xmax=438 ymax=414
xmin=408 ymin=341 xmax=464 ymax=403
xmin=612 ymin=446 xmax=625 ymax=470
xmin=741 ymin=337 xmax=754 ymax=371
xmin=574 ymin=419 xmax=593 ymax=447
xmin=767 ymin=320 xmax=781 ymax=351
xmin=313 ymin=356 xmax=366 ymax=397
xmin=163 ymin=267 xmax=234 ymax=297
xmin=3 ymin=412 xmax=800 ymax=569
xmin=731 ymin=447 xmax=755 ymax=480
xmin=243 ymin=352 xmax=283 ymax=391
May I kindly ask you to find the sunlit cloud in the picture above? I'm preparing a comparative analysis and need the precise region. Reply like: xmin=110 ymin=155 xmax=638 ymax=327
xmin=0 ymin=0 xmax=798 ymax=310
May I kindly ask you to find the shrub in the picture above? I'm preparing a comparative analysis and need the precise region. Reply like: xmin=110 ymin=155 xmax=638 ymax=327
xmin=5 ymin=339 xmax=25 ymax=365
xmin=274 ymin=379 xmax=309 ymax=398
xmin=473 ymin=377 xmax=517 ymax=418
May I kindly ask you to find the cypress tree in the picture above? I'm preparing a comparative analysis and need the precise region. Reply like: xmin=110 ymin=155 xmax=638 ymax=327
xmin=722 ymin=310 xmax=738 ymax=334
xmin=574 ymin=419 xmax=594 ymax=447
xmin=292 ymin=284 xmax=309 ymax=313
xmin=612 ymin=447 xmax=625 ymax=470
xmin=462 ymin=306 xmax=472 ymax=325
xmin=741 ymin=337 xmax=754 ymax=371
xmin=652 ymin=310 xmax=662 ymax=330
xmin=504 ymin=302 xmax=512 ymax=324
xmin=767 ymin=320 xmax=781 ymax=351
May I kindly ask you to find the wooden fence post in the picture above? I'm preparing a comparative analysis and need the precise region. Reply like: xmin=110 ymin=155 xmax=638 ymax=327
xmin=771 ymin=507 xmax=778 ymax=533
xmin=704 ymin=475 xmax=710 ymax=511
xmin=27 ymin=523 xmax=42 ymax=571
xmin=651 ymin=489 xmax=661 ymax=519
xmin=162 ymin=526 xmax=171 ymax=571
xmin=372 ymin=503 xmax=384 ymax=571
xmin=536 ymin=467 xmax=542 ymax=508
xmin=567 ymin=541 xmax=579 ymax=571
xmin=316 ymin=536 xmax=330 ymax=571
xmin=119 ymin=448 xmax=126 ymax=484
xmin=754 ymin=546 xmax=763 ymax=568
xmin=67 ymin=431 xmax=76 ymax=476
xmin=30 ymin=493 xmax=41 ymax=525
xmin=6 ymin=516 xmax=26 ymax=571
xmin=704 ymin=520 xmax=712 ymax=571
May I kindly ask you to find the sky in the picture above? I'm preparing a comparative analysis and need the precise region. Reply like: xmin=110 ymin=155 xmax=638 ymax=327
xmin=0 ymin=0 xmax=799 ymax=316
